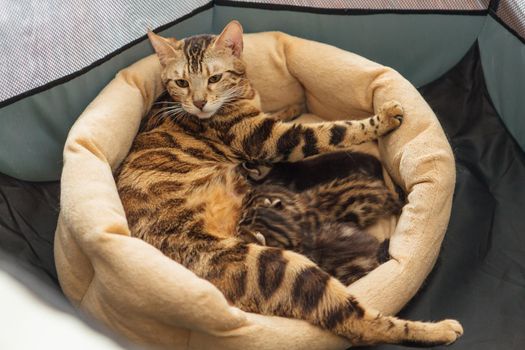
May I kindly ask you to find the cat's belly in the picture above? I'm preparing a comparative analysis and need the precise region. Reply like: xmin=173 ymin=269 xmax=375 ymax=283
xmin=185 ymin=166 xmax=249 ymax=238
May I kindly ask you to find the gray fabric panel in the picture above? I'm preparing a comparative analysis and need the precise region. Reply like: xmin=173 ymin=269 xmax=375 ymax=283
xmin=0 ymin=10 xmax=212 ymax=181
xmin=494 ymin=0 xmax=525 ymax=41
xmin=0 ymin=0 xmax=210 ymax=103
xmin=479 ymin=16 xmax=525 ymax=152
xmin=214 ymin=6 xmax=485 ymax=86
xmin=222 ymin=0 xmax=490 ymax=10
xmin=0 ymin=10 xmax=485 ymax=181
xmin=376 ymin=44 xmax=525 ymax=350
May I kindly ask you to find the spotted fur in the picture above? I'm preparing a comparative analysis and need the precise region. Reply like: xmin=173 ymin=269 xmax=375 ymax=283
xmin=237 ymin=155 xmax=400 ymax=285
xmin=238 ymin=169 xmax=401 ymax=285
xmin=115 ymin=21 xmax=462 ymax=346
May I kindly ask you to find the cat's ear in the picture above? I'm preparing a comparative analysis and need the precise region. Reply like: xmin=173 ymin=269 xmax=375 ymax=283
xmin=147 ymin=30 xmax=178 ymax=67
xmin=214 ymin=20 xmax=243 ymax=57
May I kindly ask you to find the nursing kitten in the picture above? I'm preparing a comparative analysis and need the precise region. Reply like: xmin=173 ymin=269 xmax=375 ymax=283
xmin=241 ymin=150 xmax=385 ymax=191
xmin=238 ymin=152 xmax=400 ymax=285
xmin=115 ymin=21 xmax=462 ymax=346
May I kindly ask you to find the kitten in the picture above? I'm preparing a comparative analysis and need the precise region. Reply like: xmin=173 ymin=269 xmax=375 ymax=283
xmin=238 ymin=162 xmax=398 ymax=285
xmin=115 ymin=21 xmax=462 ymax=346
xmin=241 ymin=150 xmax=385 ymax=191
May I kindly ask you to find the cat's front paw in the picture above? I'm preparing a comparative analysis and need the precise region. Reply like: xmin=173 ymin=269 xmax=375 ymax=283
xmin=377 ymin=100 xmax=404 ymax=132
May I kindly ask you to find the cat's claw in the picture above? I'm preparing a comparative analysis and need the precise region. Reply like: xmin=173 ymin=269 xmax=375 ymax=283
xmin=262 ymin=197 xmax=283 ymax=208
xmin=254 ymin=231 xmax=266 ymax=245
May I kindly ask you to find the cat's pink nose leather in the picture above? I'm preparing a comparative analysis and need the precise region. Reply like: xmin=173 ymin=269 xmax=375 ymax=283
xmin=193 ymin=100 xmax=207 ymax=110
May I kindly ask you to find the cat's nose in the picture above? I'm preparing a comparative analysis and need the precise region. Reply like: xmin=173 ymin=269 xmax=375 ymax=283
xmin=193 ymin=99 xmax=207 ymax=110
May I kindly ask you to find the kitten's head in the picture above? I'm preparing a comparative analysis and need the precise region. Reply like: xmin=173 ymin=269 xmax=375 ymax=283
xmin=148 ymin=21 xmax=247 ymax=120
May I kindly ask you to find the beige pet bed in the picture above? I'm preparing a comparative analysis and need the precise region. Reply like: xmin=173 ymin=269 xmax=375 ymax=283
xmin=54 ymin=32 xmax=455 ymax=349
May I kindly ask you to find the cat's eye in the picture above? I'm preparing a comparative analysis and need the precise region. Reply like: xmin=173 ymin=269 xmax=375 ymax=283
xmin=175 ymin=79 xmax=189 ymax=88
xmin=208 ymin=74 xmax=222 ymax=84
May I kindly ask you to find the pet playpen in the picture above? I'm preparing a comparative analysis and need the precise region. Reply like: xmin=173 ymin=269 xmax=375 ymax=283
xmin=0 ymin=1 xmax=524 ymax=349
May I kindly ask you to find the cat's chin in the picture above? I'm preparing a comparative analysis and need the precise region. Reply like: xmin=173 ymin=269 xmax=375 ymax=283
xmin=184 ymin=105 xmax=220 ymax=120
xmin=193 ymin=111 xmax=215 ymax=120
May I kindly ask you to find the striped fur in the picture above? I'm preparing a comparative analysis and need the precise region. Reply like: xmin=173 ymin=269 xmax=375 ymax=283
xmin=115 ymin=22 xmax=462 ymax=346
xmin=237 ymin=166 xmax=400 ymax=285
xmin=242 ymin=151 xmax=385 ymax=190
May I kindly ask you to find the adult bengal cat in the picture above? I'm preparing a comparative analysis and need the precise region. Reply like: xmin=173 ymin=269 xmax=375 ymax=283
xmin=115 ymin=20 xmax=463 ymax=346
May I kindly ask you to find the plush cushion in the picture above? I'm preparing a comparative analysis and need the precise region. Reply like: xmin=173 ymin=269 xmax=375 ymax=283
xmin=54 ymin=32 xmax=455 ymax=349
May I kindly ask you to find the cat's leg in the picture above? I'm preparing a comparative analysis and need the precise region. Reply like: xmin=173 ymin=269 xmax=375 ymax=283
xmin=231 ymin=100 xmax=403 ymax=163
xmin=236 ymin=103 xmax=305 ymax=181
xmin=266 ymin=103 xmax=305 ymax=122
xmin=202 ymin=239 xmax=462 ymax=347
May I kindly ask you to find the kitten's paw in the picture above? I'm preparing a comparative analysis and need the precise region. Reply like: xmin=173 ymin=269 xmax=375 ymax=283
xmin=254 ymin=231 xmax=267 ymax=245
xmin=262 ymin=198 xmax=283 ymax=209
xmin=241 ymin=162 xmax=272 ymax=181
xmin=435 ymin=319 xmax=464 ymax=345
xmin=378 ymin=100 xmax=404 ymax=130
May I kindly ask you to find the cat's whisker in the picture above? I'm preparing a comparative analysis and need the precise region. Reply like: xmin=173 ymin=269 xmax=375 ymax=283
xmin=219 ymin=90 xmax=244 ymax=107
xmin=163 ymin=107 xmax=191 ymax=123
xmin=151 ymin=105 xmax=182 ymax=117
xmin=147 ymin=103 xmax=187 ymax=129
xmin=153 ymin=100 xmax=179 ymax=106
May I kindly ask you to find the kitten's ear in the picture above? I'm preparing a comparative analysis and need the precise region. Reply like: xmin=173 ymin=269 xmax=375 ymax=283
xmin=147 ymin=30 xmax=177 ymax=66
xmin=214 ymin=20 xmax=243 ymax=57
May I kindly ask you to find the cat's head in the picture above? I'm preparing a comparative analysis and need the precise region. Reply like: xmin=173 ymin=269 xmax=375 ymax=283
xmin=147 ymin=20 xmax=247 ymax=120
